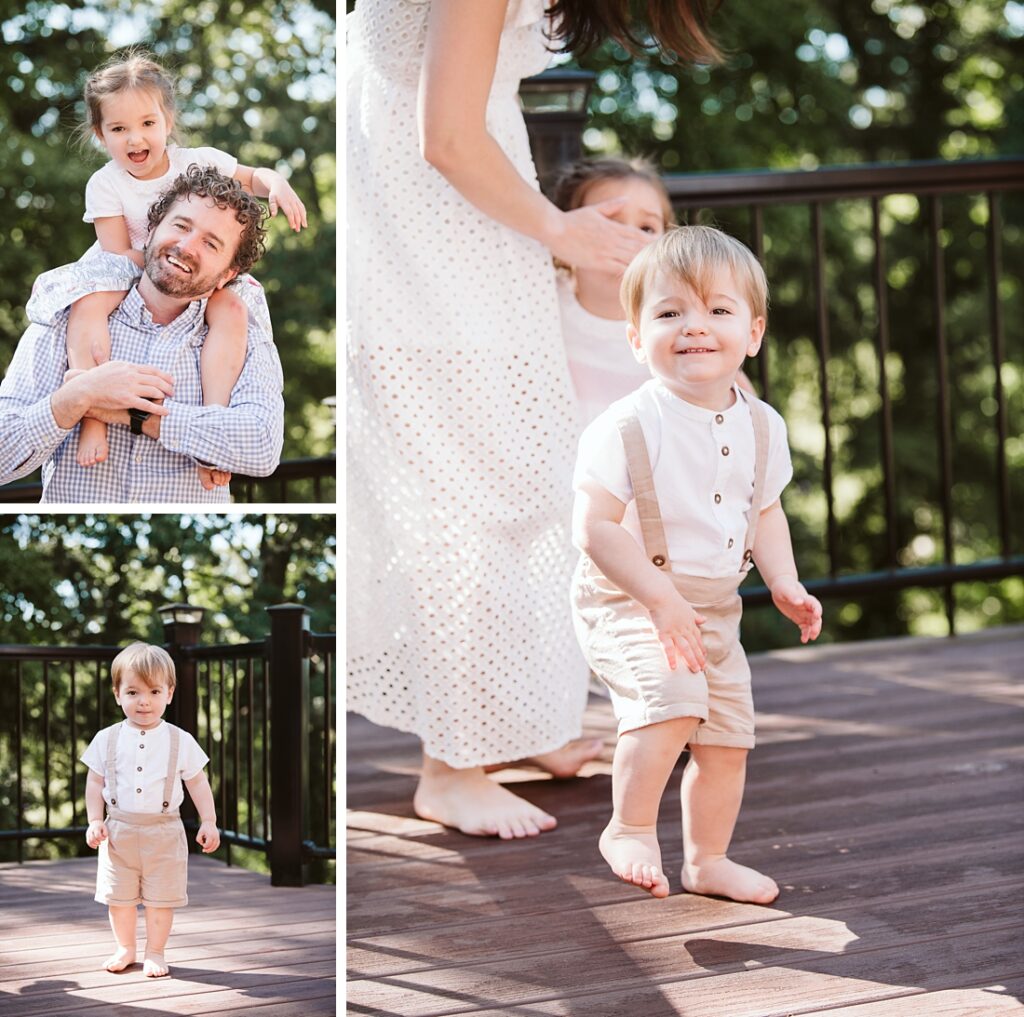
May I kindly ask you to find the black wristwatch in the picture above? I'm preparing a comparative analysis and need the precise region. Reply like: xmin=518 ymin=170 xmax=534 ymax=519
xmin=129 ymin=408 xmax=151 ymax=435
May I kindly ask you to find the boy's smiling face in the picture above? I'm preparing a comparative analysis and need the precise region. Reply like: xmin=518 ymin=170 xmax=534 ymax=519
xmin=628 ymin=267 xmax=765 ymax=410
xmin=114 ymin=672 xmax=174 ymax=729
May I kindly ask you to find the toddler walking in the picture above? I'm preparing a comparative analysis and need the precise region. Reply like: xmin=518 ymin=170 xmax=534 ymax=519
xmin=571 ymin=225 xmax=822 ymax=901
xmin=82 ymin=642 xmax=220 ymax=977
xmin=68 ymin=51 xmax=306 ymax=483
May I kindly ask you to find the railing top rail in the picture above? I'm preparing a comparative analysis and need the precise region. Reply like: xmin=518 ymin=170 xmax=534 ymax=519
xmin=181 ymin=640 xmax=267 ymax=661
xmin=0 ymin=645 xmax=120 ymax=661
xmin=664 ymin=156 xmax=1024 ymax=207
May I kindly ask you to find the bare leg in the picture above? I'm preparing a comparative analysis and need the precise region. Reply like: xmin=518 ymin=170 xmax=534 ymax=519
xmin=680 ymin=744 xmax=778 ymax=904
xmin=104 ymin=905 xmax=137 ymax=971
xmin=142 ymin=906 xmax=174 ymax=977
xmin=600 ymin=716 xmax=700 ymax=897
xmin=413 ymin=752 xmax=558 ymax=840
xmin=484 ymin=738 xmax=605 ymax=778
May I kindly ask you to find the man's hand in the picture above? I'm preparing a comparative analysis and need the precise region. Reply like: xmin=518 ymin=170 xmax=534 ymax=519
xmin=197 ymin=467 xmax=232 ymax=490
xmin=53 ymin=361 xmax=174 ymax=430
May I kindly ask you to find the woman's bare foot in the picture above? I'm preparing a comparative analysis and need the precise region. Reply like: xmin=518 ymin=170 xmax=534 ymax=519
xmin=414 ymin=763 xmax=557 ymax=839
xmin=143 ymin=952 xmax=170 ymax=978
xmin=103 ymin=946 xmax=135 ymax=972
xmin=599 ymin=819 xmax=670 ymax=897
xmin=78 ymin=418 xmax=109 ymax=467
xmin=681 ymin=856 xmax=779 ymax=904
xmin=530 ymin=738 xmax=605 ymax=778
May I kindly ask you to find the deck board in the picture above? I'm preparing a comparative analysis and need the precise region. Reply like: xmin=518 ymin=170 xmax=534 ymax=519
xmin=347 ymin=626 xmax=1024 ymax=1016
xmin=0 ymin=855 xmax=335 ymax=1016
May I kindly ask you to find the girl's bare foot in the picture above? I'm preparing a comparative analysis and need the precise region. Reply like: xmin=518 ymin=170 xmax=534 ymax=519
xmin=681 ymin=856 xmax=779 ymax=904
xmin=103 ymin=946 xmax=135 ymax=972
xmin=78 ymin=419 xmax=109 ymax=467
xmin=143 ymin=952 xmax=170 ymax=977
xmin=414 ymin=765 xmax=557 ymax=839
xmin=530 ymin=738 xmax=605 ymax=778
xmin=599 ymin=819 xmax=670 ymax=897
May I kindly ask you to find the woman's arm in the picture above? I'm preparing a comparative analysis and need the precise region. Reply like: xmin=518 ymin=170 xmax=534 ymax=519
xmin=419 ymin=0 xmax=649 ymax=274
xmin=93 ymin=217 xmax=145 ymax=268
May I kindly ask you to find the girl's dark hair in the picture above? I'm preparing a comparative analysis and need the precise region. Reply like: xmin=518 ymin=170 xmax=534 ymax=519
xmin=76 ymin=49 xmax=180 ymax=150
xmin=547 ymin=0 xmax=723 ymax=62
xmin=552 ymin=157 xmax=676 ymax=226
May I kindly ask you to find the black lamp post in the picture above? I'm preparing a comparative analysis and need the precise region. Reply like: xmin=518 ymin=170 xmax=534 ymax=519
xmin=519 ymin=68 xmax=595 ymax=196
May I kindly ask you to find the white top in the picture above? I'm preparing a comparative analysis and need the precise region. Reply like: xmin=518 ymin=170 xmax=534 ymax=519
xmin=574 ymin=380 xmax=793 ymax=578
xmin=81 ymin=719 xmax=209 ymax=813
xmin=558 ymin=272 xmax=649 ymax=427
xmin=83 ymin=144 xmax=238 ymax=251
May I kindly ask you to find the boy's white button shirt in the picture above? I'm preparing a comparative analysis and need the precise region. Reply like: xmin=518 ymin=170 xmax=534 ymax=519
xmin=574 ymin=380 xmax=793 ymax=579
xmin=81 ymin=720 xmax=209 ymax=813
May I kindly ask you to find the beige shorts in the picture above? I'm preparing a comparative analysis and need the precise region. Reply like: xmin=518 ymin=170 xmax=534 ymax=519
xmin=95 ymin=808 xmax=189 ymax=908
xmin=572 ymin=561 xmax=755 ymax=747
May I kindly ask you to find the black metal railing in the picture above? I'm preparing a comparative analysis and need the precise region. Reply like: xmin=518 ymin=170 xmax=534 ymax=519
xmin=0 ymin=455 xmax=336 ymax=504
xmin=659 ymin=158 xmax=1023 ymax=632
xmin=0 ymin=602 xmax=335 ymax=887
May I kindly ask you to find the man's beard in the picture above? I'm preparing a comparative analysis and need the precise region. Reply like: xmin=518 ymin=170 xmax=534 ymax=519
xmin=144 ymin=242 xmax=225 ymax=298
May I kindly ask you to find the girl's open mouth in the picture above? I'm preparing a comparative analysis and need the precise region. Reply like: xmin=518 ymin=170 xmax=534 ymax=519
xmin=129 ymin=150 xmax=149 ymax=163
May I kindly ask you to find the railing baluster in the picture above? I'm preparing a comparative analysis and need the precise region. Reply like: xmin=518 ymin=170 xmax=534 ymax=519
xmin=70 ymin=662 xmax=77 ymax=829
xmin=929 ymin=196 xmax=956 ymax=634
xmin=871 ymin=197 xmax=898 ymax=568
xmin=16 ymin=661 xmax=23 ymax=864
xmin=811 ymin=203 xmax=838 ymax=578
xmin=262 ymin=656 xmax=270 ymax=843
xmin=750 ymin=204 xmax=770 ymax=403
xmin=986 ymin=191 xmax=1011 ymax=559
xmin=247 ymin=656 xmax=255 ymax=841
xmin=43 ymin=660 xmax=51 ymax=828
xmin=219 ymin=657 xmax=227 ymax=864
xmin=233 ymin=656 xmax=241 ymax=864
xmin=323 ymin=651 xmax=332 ymax=849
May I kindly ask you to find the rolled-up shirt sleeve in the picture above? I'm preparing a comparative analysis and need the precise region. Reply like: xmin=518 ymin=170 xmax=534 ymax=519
xmin=0 ymin=322 xmax=73 ymax=484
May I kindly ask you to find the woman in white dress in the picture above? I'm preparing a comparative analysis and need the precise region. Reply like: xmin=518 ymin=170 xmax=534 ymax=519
xmin=347 ymin=0 xmax=720 ymax=839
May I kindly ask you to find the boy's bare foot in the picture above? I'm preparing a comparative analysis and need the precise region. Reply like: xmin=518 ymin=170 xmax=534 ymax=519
xmin=599 ymin=819 xmax=670 ymax=897
xmin=530 ymin=738 xmax=605 ymax=778
xmin=681 ymin=856 xmax=779 ymax=904
xmin=77 ymin=420 xmax=109 ymax=467
xmin=103 ymin=946 xmax=135 ymax=972
xmin=143 ymin=952 xmax=170 ymax=977
xmin=414 ymin=766 xmax=557 ymax=839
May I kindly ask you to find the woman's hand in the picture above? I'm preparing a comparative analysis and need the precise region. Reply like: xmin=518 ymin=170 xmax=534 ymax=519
xmin=547 ymin=199 xmax=652 ymax=274
xmin=771 ymin=577 xmax=823 ymax=643
xmin=648 ymin=591 xmax=707 ymax=673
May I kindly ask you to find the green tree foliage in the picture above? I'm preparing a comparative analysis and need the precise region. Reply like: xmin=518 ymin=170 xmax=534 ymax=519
xmin=0 ymin=0 xmax=337 ymax=460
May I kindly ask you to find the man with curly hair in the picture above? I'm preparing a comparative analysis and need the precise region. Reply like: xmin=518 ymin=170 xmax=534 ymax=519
xmin=0 ymin=166 xmax=284 ymax=503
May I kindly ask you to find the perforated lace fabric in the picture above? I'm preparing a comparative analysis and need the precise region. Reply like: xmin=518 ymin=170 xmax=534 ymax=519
xmin=346 ymin=0 xmax=590 ymax=768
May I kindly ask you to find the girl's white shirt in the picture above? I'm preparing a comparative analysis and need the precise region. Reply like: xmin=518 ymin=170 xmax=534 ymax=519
xmin=82 ymin=144 xmax=239 ymax=252
xmin=558 ymin=272 xmax=650 ymax=427
xmin=81 ymin=719 xmax=209 ymax=813
xmin=573 ymin=379 xmax=794 ymax=579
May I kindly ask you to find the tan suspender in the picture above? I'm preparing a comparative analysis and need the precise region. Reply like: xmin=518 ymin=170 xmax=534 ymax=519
xmin=617 ymin=391 xmax=772 ymax=574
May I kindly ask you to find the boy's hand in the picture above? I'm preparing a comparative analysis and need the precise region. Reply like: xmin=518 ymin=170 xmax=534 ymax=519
xmin=86 ymin=820 xmax=108 ymax=849
xmin=649 ymin=593 xmax=707 ymax=673
xmin=267 ymin=178 xmax=308 ymax=232
xmin=196 ymin=821 xmax=221 ymax=854
xmin=771 ymin=577 xmax=823 ymax=643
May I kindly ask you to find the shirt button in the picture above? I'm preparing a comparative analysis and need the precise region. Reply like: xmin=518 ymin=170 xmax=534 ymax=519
xmin=135 ymin=455 xmax=143 ymax=464
xmin=140 ymin=743 xmax=145 ymax=749
xmin=728 ymin=538 xmax=735 ymax=548
xmin=137 ymin=766 xmax=143 ymax=772
xmin=136 ymin=788 xmax=142 ymax=793
xmin=714 ymin=493 xmax=722 ymax=504
xmin=722 ymin=446 xmax=730 ymax=456
xmin=715 ymin=414 xmax=724 ymax=424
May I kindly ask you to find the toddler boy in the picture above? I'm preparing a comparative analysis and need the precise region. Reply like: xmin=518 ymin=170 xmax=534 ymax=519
xmin=82 ymin=642 xmax=220 ymax=976
xmin=571 ymin=225 xmax=822 ymax=900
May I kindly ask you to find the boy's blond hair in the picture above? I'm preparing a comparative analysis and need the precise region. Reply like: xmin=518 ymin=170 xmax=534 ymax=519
xmin=620 ymin=225 xmax=769 ymax=327
xmin=111 ymin=642 xmax=176 ymax=692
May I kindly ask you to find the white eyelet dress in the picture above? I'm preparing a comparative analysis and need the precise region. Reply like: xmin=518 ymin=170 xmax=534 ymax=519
xmin=346 ymin=0 xmax=590 ymax=768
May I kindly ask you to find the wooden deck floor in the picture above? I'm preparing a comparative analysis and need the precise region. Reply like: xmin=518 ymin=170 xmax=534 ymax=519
xmin=347 ymin=626 xmax=1024 ymax=1017
xmin=0 ymin=855 xmax=335 ymax=1016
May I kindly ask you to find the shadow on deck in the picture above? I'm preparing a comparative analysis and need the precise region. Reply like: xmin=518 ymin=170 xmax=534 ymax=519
xmin=347 ymin=626 xmax=1024 ymax=1016
xmin=0 ymin=856 xmax=335 ymax=1016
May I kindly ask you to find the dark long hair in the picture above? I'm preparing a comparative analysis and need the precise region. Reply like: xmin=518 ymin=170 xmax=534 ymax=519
xmin=547 ymin=0 xmax=723 ymax=62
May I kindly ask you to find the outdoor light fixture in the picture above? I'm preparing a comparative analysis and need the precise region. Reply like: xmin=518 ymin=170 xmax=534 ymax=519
xmin=518 ymin=68 xmax=595 ymax=194
xmin=158 ymin=603 xmax=206 ymax=626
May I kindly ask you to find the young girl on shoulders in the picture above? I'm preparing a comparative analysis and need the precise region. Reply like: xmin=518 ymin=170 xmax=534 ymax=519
xmin=68 ymin=51 xmax=307 ymax=480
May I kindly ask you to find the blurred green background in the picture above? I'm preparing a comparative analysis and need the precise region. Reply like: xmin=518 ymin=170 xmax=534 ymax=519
xmin=0 ymin=0 xmax=337 ymax=461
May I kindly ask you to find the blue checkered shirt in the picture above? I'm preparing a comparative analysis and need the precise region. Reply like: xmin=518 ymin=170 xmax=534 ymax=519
xmin=0 ymin=253 xmax=284 ymax=503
